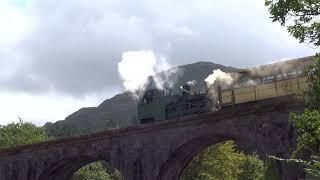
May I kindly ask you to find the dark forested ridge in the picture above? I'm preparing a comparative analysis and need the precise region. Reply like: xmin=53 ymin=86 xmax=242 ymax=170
xmin=45 ymin=91 xmax=138 ymax=137
xmin=44 ymin=61 xmax=238 ymax=138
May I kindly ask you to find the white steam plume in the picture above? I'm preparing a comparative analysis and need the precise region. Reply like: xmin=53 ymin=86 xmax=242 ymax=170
xmin=205 ymin=69 xmax=233 ymax=86
xmin=118 ymin=50 xmax=179 ymax=97
xmin=186 ymin=80 xmax=197 ymax=86
xmin=118 ymin=51 xmax=156 ymax=91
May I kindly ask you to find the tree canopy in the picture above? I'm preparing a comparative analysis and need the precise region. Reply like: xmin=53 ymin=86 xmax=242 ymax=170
xmin=180 ymin=141 xmax=266 ymax=180
xmin=0 ymin=122 xmax=48 ymax=149
xmin=266 ymin=1 xmax=320 ymax=177
xmin=71 ymin=161 xmax=123 ymax=180
xmin=288 ymin=55 xmax=320 ymax=177
xmin=265 ymin=0 xmax=320 ymax=46
xmin=302 ymin=55 xmax=320 ymax=109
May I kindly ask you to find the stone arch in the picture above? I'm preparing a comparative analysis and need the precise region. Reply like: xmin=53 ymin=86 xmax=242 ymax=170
xmin=38 ymin=156 xmax=99 ymax=180
xmin=37 ymin=155 xmax=122 ymax=180
xmin=157 ymin=134 xmax=249 ymax=180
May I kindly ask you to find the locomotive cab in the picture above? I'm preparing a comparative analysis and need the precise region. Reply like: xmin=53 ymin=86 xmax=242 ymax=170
xmin=139 ymin=89 xmax=158 ymax=123
xmin=138 ymin=88 xmax=179 ymax=124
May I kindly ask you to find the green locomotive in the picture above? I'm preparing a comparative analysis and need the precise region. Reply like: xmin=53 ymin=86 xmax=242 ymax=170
xmin=137 ymin=83 xmax=216 ymax=124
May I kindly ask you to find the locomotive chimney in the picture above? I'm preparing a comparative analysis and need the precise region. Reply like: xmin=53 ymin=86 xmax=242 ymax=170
xmin=181 ymin=83 xmax=191 ymax=96
xmin=204 ymin=81 xmax=209 ymax=93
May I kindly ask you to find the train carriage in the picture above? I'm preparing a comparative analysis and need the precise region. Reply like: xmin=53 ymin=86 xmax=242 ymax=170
xmin=220 ymin=56 xmax=312 ymax=106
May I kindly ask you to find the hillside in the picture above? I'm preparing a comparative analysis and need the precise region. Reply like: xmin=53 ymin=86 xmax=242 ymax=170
xmin=44 ymin=61 xmax=238 ymax=137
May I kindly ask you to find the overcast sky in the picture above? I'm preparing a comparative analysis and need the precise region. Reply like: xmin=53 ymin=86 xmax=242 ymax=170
xmin=0 ymin=0 xmax=317 ymax=125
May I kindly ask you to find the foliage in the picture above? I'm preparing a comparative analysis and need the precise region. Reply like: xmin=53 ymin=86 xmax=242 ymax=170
xmin=264 ymin=158 xmax=281 ymax=180
xmin=305 ymin=156 xmax=320 ymax=177
xmin=44 ymin=121 xmax=89 ymax=138
xmin=269 ymin=155 xmax=320 ymax=178
xmin=71 ymin=161 xmax=123 ymax=180
xmin=301 ymin=54 xmax=320 ymax=110
xmin=265 ymin=0 xmax=320 ymax=46
xmin=180 ymin=141 xmax=266 ymax=180
xmin=288 ymin=55 xmax=320 ymax=176
xmin=289 ymin=108 xmax=320 ymax=177
xmin=290 ymin=109 xmax=320 ymax=155
xmin=239 ymin=153 xmax=266 ymax=180
xmin=0 ymin=122 xmax=48 ymax=149
xmin=266 ymin=1 xmax=320 ymax=177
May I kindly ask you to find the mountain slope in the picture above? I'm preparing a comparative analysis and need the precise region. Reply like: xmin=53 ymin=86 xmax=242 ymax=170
xmin=44 ymin=61 xmax=238 ymax=137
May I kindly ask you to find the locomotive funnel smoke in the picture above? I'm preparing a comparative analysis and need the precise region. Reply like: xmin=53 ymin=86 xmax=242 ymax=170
xmin=205 ymin=69 xmax=233 ymax=86
xmin=118 ymin=51 xmax=156 ymax=92
xmin=118 ymin=50 xmax=179 ymax=98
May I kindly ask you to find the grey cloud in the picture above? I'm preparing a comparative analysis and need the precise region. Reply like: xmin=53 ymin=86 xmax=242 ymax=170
xmin=0 ymin=0 xmax=316 ymax=97
xmin=2 ymin=70 xmax=50 ymax=94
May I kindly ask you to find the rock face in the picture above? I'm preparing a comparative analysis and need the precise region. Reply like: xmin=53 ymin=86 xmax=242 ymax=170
xmin=0 ymin=96 xmax=305 ymax=180
xmin=44 ymin=61 xmax=238 ymax=137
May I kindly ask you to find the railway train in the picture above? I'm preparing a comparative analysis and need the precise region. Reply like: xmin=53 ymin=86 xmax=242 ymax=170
xmin=137 ymin=56 xmax=313 ymax=124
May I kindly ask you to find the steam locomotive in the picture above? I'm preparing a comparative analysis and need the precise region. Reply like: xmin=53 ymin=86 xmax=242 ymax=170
xmin=137 ymin=56 xmax=313 ymax=124
xmin=137 ymin=83 xmax=217 ymax=124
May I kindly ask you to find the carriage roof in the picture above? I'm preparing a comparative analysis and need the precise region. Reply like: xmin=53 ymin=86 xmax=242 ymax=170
xmin=232 ymin=56 xmax=314 ymax=78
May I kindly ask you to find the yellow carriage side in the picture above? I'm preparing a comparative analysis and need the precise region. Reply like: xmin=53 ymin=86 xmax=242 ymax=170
xmin=221 ymin=76 xmax=308 ymax=106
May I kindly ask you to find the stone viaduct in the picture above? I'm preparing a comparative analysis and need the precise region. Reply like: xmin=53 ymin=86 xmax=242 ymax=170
xmin=0 ymin=96 xmax=306 ymax=180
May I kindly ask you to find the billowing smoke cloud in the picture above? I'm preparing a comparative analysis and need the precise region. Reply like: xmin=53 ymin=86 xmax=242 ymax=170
xmin=204 ymin=69 xmax=234 ymax=105
xmin=118 ymin=50 xmax=180 ymax=97
xmin=205 ymin=69 xmax=233 ymax=87
xmin=118 ymin=51 xmax=156 ymax=91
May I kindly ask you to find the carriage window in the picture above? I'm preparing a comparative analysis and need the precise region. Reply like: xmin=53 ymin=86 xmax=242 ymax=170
xmin=266 ymin=75 xmax=275 ymax=80
xmin=276 ymin=74 xmax=282 ymax=80
xmin=263 ymin=76 xmax=274 ymax=83
xmin=282 ymin=73 xmax=288 ymax=79
xmin=287 ymin=71 xmax=297 ymax=78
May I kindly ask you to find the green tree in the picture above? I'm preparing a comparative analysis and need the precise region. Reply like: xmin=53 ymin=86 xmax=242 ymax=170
xmin=44 ymin=121 xmax=87 ymax=138
xmin=287 ymin=56 xmax=320 ymax=156
xmin=264 ymin=158 xmax=281 ymax=180
xmin=265 ymin=0 xmax=320 ymax=46
xmin=289 ymin=56 xmax=320 ymax=177
xmin=0 ymin=122 xmax=48 ymax=149
xmin=71 ymin=161 xmax=122 ymax=180
xmin=290 ymin=109 xmax=320 ymax=155
xmin=301 ymin=55 xmax=320 ymax=110
xmin=180 ymin=141 xmax=266 ymax=180
xmin=266 ymin=1 xmax=320 ymax=177
xmin=239 ymin=153 xmax=266 ymax=180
